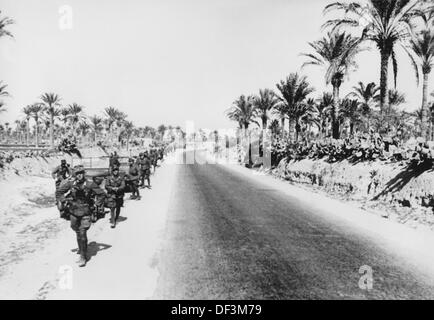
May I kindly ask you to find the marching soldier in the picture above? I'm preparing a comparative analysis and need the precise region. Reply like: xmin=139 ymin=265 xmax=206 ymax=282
xmin=151 ymin=149 xmax=158 ymax=173
xmin=52 ymin=159 xmax=71 ymax=188
xmin=126 ymin=158 xmax=141 ymax=200
xmin=52 ymin=159 xmax=72 ymax=219
xmin=138 ymin=152 xmax=151 ymax=189
xmin=57 ymin=165 xmax=106 ymax=267
xmin=105 ymin=165 xmax=126 ymax=228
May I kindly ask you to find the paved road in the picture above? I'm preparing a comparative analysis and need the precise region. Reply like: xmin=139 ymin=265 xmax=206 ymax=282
xmin=154 ymin=150 xmax=434 ymax=299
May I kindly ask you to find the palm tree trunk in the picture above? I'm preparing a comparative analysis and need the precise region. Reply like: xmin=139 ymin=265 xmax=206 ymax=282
xmin=35 ymin=118 xmax=39 ymax=148
xmin=295 ymin=121 xmax=301 ymax=141
xmin=421 ymin=72 xmax=429 ymax=140
xmin=50 ymin=112 xmax=54 ymax=147
xmin=281 ymin=117 xmax=285 ymax=136
xmin=26 ymin=119 xmax=30 ymax=146
xmin=379 ymin=51 xmax=390 ymax=118
xmin=332 ymin=85 xmax=340 ymax=139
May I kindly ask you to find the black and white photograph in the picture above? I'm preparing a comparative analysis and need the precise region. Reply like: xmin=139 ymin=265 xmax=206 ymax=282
xmin=1 ymin=0 xmax=434 ymax=304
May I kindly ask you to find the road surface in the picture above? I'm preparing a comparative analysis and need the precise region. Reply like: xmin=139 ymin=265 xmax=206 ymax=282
xmin=153 ymin=150 xmax=434 ymax=299
xmin=2 ymin=149 xmax=434 ymax=299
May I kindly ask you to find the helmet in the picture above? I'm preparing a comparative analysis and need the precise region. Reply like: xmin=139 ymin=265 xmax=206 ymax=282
xmin=112 ymin=165 xmax=120 ymax=171
xmin=73 ymin=165 xmax=85 ymax=175
xmin=128 ymin=158 xmax=134 ymax=163
xmin=139 ymin=152 xmax=144 ymax=157
xmin=61 ymin=159 xmax=67 ymax=165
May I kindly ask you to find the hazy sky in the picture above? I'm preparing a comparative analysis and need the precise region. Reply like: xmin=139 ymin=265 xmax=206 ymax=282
xmin=0 ymin=0 xmax=430 ymax=130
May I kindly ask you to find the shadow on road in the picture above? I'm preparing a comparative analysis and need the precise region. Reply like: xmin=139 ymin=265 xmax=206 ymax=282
xmin=87 ymin=242 xmax=112 ymax=260
xmin=117 ymin=216 xmax=128 ymax=224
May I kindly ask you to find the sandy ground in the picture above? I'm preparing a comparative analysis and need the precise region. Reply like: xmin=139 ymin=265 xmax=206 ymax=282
xmin=0 ymin=152 xmax=177 ymax=300
xmin=2 ymin=148 xmax=434 ymax=299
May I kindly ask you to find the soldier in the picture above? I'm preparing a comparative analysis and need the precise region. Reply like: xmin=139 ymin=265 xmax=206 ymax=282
xmin=52 ymin=159 xmax=71 ymax=188
xmin=138 ymin=152 xmax=152 ymax=189
xmin=57 ymin=165 xmax=106 ymax=267
xmin=158 ymin=147 xmax=164 ymax=161
xmin=105 ymin=165 xmax=126 ymax=228
xmin=126 ymin=158 xmax=141 ymax=200
xmin=52 ymin=159 xmax=72 ymax=219
xmin=109 ymin=151 xmax=120 ymax=173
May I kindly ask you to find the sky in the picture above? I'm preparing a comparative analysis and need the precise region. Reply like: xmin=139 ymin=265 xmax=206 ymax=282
xmin=0 ymin=0 xmax=431 ymax=131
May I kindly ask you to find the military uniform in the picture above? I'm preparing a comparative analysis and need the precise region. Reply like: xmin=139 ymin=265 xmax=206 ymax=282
xmin=57 ymin=166 xmax=106 ymax=267
xmin=126 ymin=159 xmax=141 ymax=200
xmin=138 ymin=154 xmax=151 ymax=188
xmin=105 ymin=167 xmax=126 ymax=228
xmin=52 ymin=161 xmax=72 ymax=219
xmin=52 ymin=161 xmax=71 ymax=188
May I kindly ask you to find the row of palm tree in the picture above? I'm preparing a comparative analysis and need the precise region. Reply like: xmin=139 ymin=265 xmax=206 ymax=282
xmin=6 ymin=92 xmax=185 ymax=149
xmin=227 ymin=0 xmax=434 ymax=142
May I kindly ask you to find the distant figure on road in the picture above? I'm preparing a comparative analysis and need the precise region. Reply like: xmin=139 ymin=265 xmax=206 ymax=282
xmin=138 ymin=152 xmax=151 ymax=189
xmin=109 ymin=151 xmax=121 ymax=174
xmin=126 ymin=158 xmax=141 ymax=200
xmin=105 ymin=165 xmax=126 ymax=229
xmin=56 ymin=165 xmax=106 ymax=267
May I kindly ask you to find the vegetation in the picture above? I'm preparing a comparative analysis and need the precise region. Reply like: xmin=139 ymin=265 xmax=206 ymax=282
xmin=225 ymin=0 xmax=434 ymax=168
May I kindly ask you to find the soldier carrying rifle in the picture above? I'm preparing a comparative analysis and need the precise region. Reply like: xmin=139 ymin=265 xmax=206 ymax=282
xmin=56 ymin=165 xmax=106 ymax=267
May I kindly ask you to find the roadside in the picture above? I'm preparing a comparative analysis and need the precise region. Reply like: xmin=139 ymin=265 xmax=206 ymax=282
xmin=215 ymin=158 xmax=434 ymax=281
xmin=0 ymin=152 xmax=178 ymax=300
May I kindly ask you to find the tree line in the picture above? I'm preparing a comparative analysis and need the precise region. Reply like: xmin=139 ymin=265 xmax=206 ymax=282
xmin=227 ymin=0 xmax=434 ymax=143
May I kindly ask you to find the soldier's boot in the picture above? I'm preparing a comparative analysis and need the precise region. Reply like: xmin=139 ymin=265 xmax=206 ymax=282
xmin=76 ymin=235 xmax=82 ymax=256
xmin=130 ymin=194 xmax=137 ymax=200
xmin=78 ymin=240 xmax=87 ymax=267
xmin=115 ymin=207 xmax=121 ymax=221
xmin=77 ymin=231 xmax=88 ymax=267
xmin=110 ymin=209 xmax=116 ymax=228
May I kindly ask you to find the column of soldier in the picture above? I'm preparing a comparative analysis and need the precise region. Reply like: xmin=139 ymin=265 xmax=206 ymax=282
xmin=51 ymin=147 xmax=166 ymax=267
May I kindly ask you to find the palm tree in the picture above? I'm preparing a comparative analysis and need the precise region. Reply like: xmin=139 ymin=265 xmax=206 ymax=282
xmin=317 ymin=92 xmax=334 ymax=138
xmin=59 ymin=107 xmax=70 ymax=125
xmin=67 ymin=103 xmax=85 ymax=133
xmin=227 ymin=95 xmax=258 ymax=166
xmin=122 ymin=121 xmax=134 ymax=150
xmin=323 ymin=0 xmax=420 ymax=116
xmin=388 ymin=89 xmax=407 ymax=108
xmin=77 ymin=121 xmax=91 ymax=143
xmin=406 ymin=29 xmax=434 ymax=139
xmin=253 ymin=89 xmax=280 ymax=130
xmin=299 ymin=98 xmax=320 ymax=140
xmin=0 ymin=81 xmax=9 ymax=112
xmin=89 ymin=115 xmax=103 ymax=143
xmin=301 ymin=31 xmax=363 ymax=138
xmin=226 ymin=95 xmax=258 ymax=130
xmin=276 ymin=73 xmax=315 ymax=141
xmin=339 ymin=99 xmax=361 ymax=136
xmin=0 ymin=81 xmax=9 ymax=98
xmin=348 ymin=81 xmax=380 ymax=131
xmin=104 ymin=106 xmax=123 ymax=138
xmin=29 ymin=103 xmax=44 ymax=147
xmin=22 ymin=105 xmax=33 ymax=146
xmin=0 ymin=11 xmax=14 ymax=39
xmin=41 ymin=93 xmax=61 ymax=147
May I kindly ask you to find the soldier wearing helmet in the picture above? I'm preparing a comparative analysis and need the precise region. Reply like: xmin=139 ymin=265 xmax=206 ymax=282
xmin=105 ymin=165 xmax=126 ymax=228
xmin=138 ymin=152 xmax=152 ymax=188
xmin=56 ymin=165 xmax=106 ymax=267
xmin=126 ymin=157 xmax=141 ymax=200
xmin=52 ymin=159 xmax=71 ymax=188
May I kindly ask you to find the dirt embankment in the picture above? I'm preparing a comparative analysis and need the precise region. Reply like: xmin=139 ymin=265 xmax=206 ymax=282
xmin=272 ymin=158 xmax=434 ymax=230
